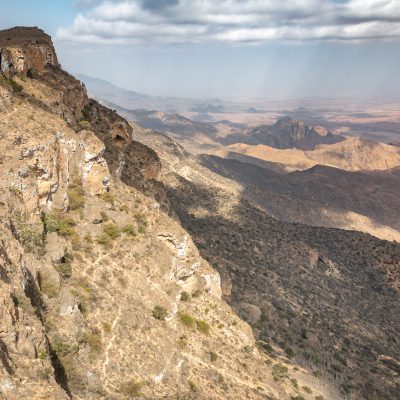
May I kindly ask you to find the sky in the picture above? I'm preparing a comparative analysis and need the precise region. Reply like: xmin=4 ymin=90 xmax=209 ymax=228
xmin=1 ymin=0 xmax=400 ymax=100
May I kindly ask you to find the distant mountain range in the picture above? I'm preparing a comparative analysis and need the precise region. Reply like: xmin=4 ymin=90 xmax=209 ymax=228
xmin=77 ymin=73 xmax=225 ymax=114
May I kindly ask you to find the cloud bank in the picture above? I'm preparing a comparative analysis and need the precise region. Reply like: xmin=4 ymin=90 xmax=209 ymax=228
xmin=58 ymin=0 xmax=400 ymax=45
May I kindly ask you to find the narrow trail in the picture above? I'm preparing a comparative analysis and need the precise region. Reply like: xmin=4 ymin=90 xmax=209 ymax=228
xmin=101 ymin=306 xmax=122 ymax=386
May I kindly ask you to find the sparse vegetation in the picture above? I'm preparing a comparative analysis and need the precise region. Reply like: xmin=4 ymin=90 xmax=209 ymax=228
xmin=38 ymin=272 xmax=59 ymax=298
xmin=78 ymin=120 xmax=91 ymax=129
xmin=100 ymin=211 xmax=109 ymax=222
xmin=192 ymin=289 xmax=202 ymax=298
xmin=9 ymin=211 xmax=44 ymax=253
xmin=315 ymin=396 xmax=325 ymax=400
xmin=180 ymin=291 xmax=190 ymax=302
xmin=100 ymin=191 xmax=114 ymax=205
xmin=119 ymin=379 xmax=143 ymax=397
xmin=272 ymin=363 xmax=288 ymax=381
xmin=0 ymin=75 xmax=23 ymax=92
xmin=67 ymin=181 xmax=85 ymax=210
xmin=152 ymin=305 xmax=168 ymax=320
xmin=82 ymin=329 xmax=102 ymax=354
xmin=188 ymin=380 xmax=197 ymax=393
xmin=96 ymin=233 xmax=111 ymax=248
xmin=96 ymin=223 xmax=120 ymax=247
xmin=103 ymin=223 xmax=120 ymax=239
xmin=290 ymin=378 xmax=298 ymax=389
xmin=119 ymin=204 xmax=129 ymax=212
xmin=179 ymin=312 xmax=196 ymax=328
xmin=196 ymin=319 xmax=210 ymax=335
xmin=302 ymin=386 xmax=312 ymax=394
xmin=121 ymin=224 xmax=136 ymax=236
xmin=178 ymin=335 xmax=187 ymax=348
xmin=53 ymin=251 xmax=73 ymax=278
xmin=209 ymin=351 xmax=218 ymax=362
xmin=102 ymin=322 xmax=111 ymax=333
xmin=44 ymin=213 xmax=76 ymax=237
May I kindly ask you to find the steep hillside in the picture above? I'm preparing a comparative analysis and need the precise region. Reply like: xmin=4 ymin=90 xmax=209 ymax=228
xmin=134 ymin=127 xmax=400 ymax=400
xmin=227 ymin=137 xmax=400 ymax=172
xmin=0 ymin=27 xmax=315 ymax=400
xmin=199 ymin=156 xmax=400 ymax=241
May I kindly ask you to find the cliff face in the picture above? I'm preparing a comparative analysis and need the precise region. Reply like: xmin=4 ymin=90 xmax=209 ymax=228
xmin=0 ymin=26 xmax=312 ymax=400
xmin=245 ymin=117 xmax=345 ymax=150
xmin=0 ymin=27 xmax=59 ymax=78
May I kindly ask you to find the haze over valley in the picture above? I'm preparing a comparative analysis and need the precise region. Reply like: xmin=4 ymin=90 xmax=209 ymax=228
xmin=0 ymin=1 xmax=399 ymax=400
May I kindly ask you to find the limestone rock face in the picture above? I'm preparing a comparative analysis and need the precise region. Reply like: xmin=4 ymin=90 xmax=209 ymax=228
xmin=0 ymin=27 xmax=59 ymax=77
xmin=0 ymin=48 xmax=14 ymax=78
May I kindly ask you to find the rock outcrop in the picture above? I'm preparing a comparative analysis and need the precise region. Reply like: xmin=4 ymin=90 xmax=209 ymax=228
xmin=234 ymin=117 xmax=345 ymax=150
xmin=0 ymin=27 xmax=59 ymax=77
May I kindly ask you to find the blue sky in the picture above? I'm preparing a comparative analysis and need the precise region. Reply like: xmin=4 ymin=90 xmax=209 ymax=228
xmin=1 ymin=0 xmax=400 ymax=100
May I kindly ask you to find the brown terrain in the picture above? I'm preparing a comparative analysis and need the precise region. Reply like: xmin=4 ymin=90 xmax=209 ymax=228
xmin=0 ymin=26 xmax=339 ymax=400
xmin=1 ymin=26 xmax=399 ymax=400
xmin=225 ymin=137 xmax=400 ymax=173
xmin=221 ymin=117 xmax=345 ymax=150
xmin=134 ymin=127 xmax=400 ymax=400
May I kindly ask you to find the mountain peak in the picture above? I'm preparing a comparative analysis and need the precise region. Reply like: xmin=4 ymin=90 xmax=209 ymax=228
xmin=0 ymin=26 xmax=58 ymax=78
xmin=249 ymin=116 xmax=344 ymax=150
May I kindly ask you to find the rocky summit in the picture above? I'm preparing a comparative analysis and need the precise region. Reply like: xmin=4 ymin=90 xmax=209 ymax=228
xmin=223 ymin=117 xmax=345 ymax=150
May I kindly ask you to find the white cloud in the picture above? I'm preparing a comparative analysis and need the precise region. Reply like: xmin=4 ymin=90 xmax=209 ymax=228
xmin=57 ymin=0 xmax=400 ymax=45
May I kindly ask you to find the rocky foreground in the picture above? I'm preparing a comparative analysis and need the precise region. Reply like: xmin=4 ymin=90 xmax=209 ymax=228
xmin=0 ymin=27 xmax=339 ymax=400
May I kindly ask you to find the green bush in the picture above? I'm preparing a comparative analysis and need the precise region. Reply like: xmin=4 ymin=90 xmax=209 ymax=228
xmin=44 ymin=213 xmax=76 ymax=237
xmin=82 ymin=329 xmax=102 ymax=354
xmin=78 ymin=120 xmax=91 ymax=129
xmin=192 ymin=289 xmax=202 ymax=298
xmin=100 ymin=191 xmax=114 ymax=205
xmin=119 ymin=379 xmax=143 ymax=397
xmin=96 ymin=233 xmax=111 ymax=248
xmin=67 ymin=182 xmax=85 ymax=210
xmin=179 ymin=312 xmax=196 ymax=328
xmin=121 ymin=224 xmax=136 ymax=236
xmin=152 ymin=306 xmax=168 ymax=320
xmin=103 ymin=223 xmax=120 ymax=239
xmin=180 ymin=291 xmax=190 ymax=302
xmin=290 ymin=378 xmax=298 ymax=389
xmin=53 ymin=251 xmax=73 ymax=278
xmin=1 ymin=76 xmax=23 ymax=92
xmin=9 ymin=212 xmax=44 ymax=253
xmin=100 ymin=211 xmax=109 ymax=222
xmin=315 ymin=396 xmax=325 ymax=400
xmin=196 ymin=319 xmax=210 ymax=335
xmin=210 ymin=351 xmax=218 ymax=362
xmin=38 ymin=272 xmax=60 ymax=298
xmin=302 ymin=386 xmax=312 ymax=394
xmin=285 ymin=347 xmax=294 ymax=358
xmin=272 ymin=363 xmax=288 ymax=381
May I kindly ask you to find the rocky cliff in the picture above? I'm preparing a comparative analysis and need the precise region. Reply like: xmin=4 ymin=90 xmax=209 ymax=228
xmin=0 ymin=26 xmax=321 ymax=400
xmin=0 ymin=27 xmax=58 ymax=78
xmin=225 ymin=117 xmax=345 ymax=150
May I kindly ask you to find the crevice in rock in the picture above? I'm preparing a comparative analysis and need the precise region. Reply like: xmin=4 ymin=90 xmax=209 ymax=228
xmin=47 ymin=341 xmax=72 ymax=399
xmin=0 ymin=339 xmax=14 ymax=375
